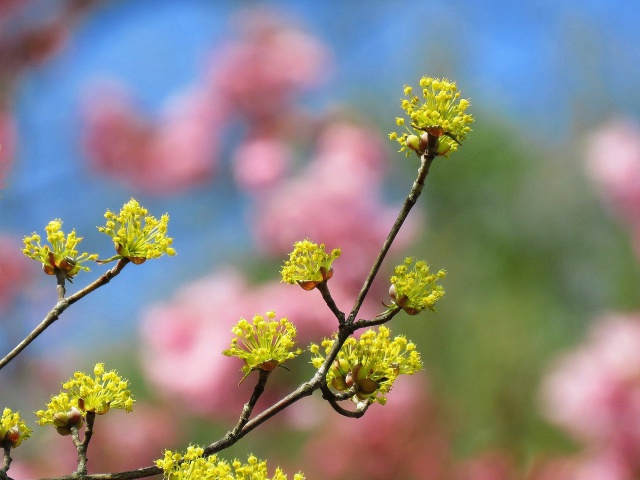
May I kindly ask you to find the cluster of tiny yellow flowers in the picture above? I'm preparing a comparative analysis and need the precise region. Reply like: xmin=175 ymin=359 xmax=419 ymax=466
xmin=156 ymin=446 xmax=305 ymax=480
xmin=36 ymin=363 xmax=134 ymax=435
xmin=389 ymin=257 xmax=446 ymax=315
xmin=280 ymin=239 xmax=340 ymax=290
xmin=389 ymin=76 xmax=474 ymax=157
xmin=310 ymin=326 xmax=422 ymax=405
xmin=22 ymin=219 xmax=98 ymax=280
xmin=223 ymin=312 xmax=302 ymax=383
xmin=97 ymin=198 xmax=176 ymax=264
xmin=0 ymin=407 xmax=32 ymax=448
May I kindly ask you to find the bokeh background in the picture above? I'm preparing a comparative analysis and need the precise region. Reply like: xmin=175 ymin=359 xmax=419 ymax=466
xmin=1 ymin=1 xmax=640 ymax=478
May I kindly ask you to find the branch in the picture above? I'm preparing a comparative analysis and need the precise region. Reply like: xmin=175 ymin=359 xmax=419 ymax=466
xmin=1 ymin=445 xmax=11 ymax=479
xmin=74 ymin=412 xmax=96 ymax=476
xmin=325 ymin=397 xmax=368 ymax=418
xmin=320 ymin=383 xmax=357 ymax=402
xmin=319 ymin=377 xmax=370 ymax=418
xmin=0 ymin=259 xmax=129 ymax=370
xmin=347 ymin=150 xmax=436 ymax=324
xmin=315 ymin=282 xmax=345 ymax=324
xmin=351 ymin=305 xmax=401 ymax=330
xmin=230 ymin=370 xmax=271 ymax=437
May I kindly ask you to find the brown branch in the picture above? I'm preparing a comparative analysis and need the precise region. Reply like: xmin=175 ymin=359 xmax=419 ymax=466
xmin=351 ymin=305 xmax=402 ymax=330
xmin=320 ymin=383 xmax=357 ymax=402
xmin=1 ymin=445 xmax=11 ymax=479
xmin=315 ymin=282 xmax=345 ymax=324
xmin=0 ymin=259 xmax=129 ymax=371
xmin=347 ymin=149 xmax=436 ymax=324
xmin=230 ymin=370 xmax=271 ymax=437
xmin=74 ymin=412 xmax=96 ymax=476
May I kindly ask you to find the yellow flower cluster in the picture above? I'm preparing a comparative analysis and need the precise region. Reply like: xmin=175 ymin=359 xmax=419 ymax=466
xmin=310 ymin=326 xmax=422 ymax=405
xmin=36 ymin=363 xmax=134 ymax=434
xmin=156 ymin=446 xmax=305 ymax=480
xmin=98 ymin=198 xmax=176 ymax=264
xmin=389 ymin=76 xmax=474 ymax=157
xmin=223 ymin=312 xmax=302 ymax=382
xmin=22 ymin=219 xmax=98 ymax=280
xmin=0 ymin=407 xmax=31 ymax=448
xmin=280 ymin=239 xmax=340 ymax=290
xmin=389 ymin=257 xmax=446 ymax=315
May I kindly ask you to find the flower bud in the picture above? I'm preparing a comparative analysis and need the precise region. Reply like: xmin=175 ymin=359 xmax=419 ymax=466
xmin=4 ymin=426 xmax=21 ymax=446
xmin=426 ymin=126 xmax=444 ymax=137
xmin=115 ymin=243 xmax=147 ymax=265
xmin=331 ymin=375 xmax=348 ymax=391
xmin=353 ymin=363 xmax=367 ymax=382
xmin=406 ymin=134 xmax=421 ymax=152
xmin=436 ymin=141 xmax=451 ymax=156
xmin=297 ymin=280 xmax=319 ymax=291
xmin=344 ymin=371 xmax=354 ymax=388
xmin=42 ymin=263 xmax=56 ymax=275
xmin=52 ymin=407 xmax=84 ymax=436
xmin=66 ymin=407 xmax=84 ymax=428
xmin=257 ymin=359 xmax=280 ymax=371
xmin=357 ymin=378 xmax=380 ymax=396
xmin=419 ymin=133 xmax=430 ymax=152
xmin=93 ymin=402 xmax=111 ymax=415
xmin=333 ymin=358 xmax=350 ymax=375
xmin=58 ymin=256 xmax=77 ymax=272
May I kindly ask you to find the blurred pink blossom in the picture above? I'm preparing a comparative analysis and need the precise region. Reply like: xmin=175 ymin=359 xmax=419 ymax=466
xmin=232 ymin=136 xmax=293 ymax=192
xmin=81 ymin=83 xmax=225 ymax=194
xmin=302 ymin=375 xmax=449 ymax=480
xmin=84 ymin=402 xmax=180 ymax=472
xmin=1 ymin=461 xmax=39 ymax=480
xmin=586 ymin=119 xmax=640 ymax=227
xmin=0 ymin=0 xmax=95 ymax=75
xmin=541 ymin=314 xmax=640 ymax=471
xmin=252 ymin=121 xmax=419 ymax=293
xmin=454 ymin=451 xmax=516 ymax=480
xmin=210 ymin=9 xmax=330 ymax=123
xmin=139 ymin=269 xmax=252 ymax=417
xmin=566 ymin=448 xmax=638 ymax=480
xmin=0 ymin=111 xmax=16 ymax=188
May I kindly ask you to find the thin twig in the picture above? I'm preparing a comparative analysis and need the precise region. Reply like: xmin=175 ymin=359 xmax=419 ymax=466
xmin=320 ymin=383 xmax=357 ymax=402
xmin=1 ymin=445 xmax=11 ymax=479
xmin=351 ymin=305 xmax=401 ymax=329
xmin=0 ymin=259 xmax=129 ymax=371
xmin=75 ymin=412 xmax=96 ymax=476
xmin=55 ymin=271 xmax=66 ymax=301
xmin=230 ymin=370 xmax=271 ymax=437
xmin=347 ymin=151 xmax=435 ymax=324
xmin=315 ymin=282 xmax=345 ymax=324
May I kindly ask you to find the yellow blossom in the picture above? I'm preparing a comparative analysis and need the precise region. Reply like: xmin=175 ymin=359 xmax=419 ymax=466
xmin=0 ymin=407 xmax=31 ymax=448
xmin=156 ymin=446 xmax=305 ymax=480
xmin=223 ymin=312 xmax=302 ymax=383
xmin=22 ymin=219 xmax=98 ymax=280
xmin=280 ymin=239 xmax=340 ymax=290
xmin=390 ymin=76 xmax=474 ymax=157
xmin=36 ymin=363 xmax=134 ymax=435
xmin=389 ymin=257 xmax=446 ymax=315
xmin=310 ymin=326 xmax=423 ymax=405
xmin=97 ymin=198 xmax=176 ymax=264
